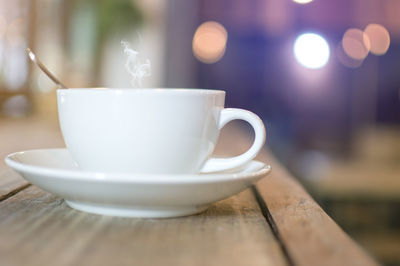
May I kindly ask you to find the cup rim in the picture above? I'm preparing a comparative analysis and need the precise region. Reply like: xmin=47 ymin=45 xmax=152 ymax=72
xmin=57 ymin=88 xmax=225 ymax=95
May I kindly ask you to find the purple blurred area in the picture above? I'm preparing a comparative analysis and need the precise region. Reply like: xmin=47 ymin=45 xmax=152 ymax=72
xmin=166 ymin=0 xmax=400 ymax=160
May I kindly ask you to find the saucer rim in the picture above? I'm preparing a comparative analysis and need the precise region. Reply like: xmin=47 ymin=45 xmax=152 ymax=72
xmin=5 ymin=148 xmax=271 ymax=184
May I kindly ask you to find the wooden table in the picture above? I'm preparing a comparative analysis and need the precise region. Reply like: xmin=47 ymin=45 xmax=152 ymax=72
xmin=0 ymin=117 xmax=379 ymax=266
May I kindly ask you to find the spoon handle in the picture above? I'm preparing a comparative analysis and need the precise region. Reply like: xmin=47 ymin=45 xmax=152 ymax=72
xmin=26 ymin=48 xmax=68 ymax=89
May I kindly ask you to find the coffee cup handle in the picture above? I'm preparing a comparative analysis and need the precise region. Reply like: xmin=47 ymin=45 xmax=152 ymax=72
xmin=200 ymin=108 xmax=266 ymax=173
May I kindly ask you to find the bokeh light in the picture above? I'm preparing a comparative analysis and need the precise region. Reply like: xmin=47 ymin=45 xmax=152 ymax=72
xmin=293 ymin=33 xmax=330 ymax=69
xmin=342 ymin=28 xmax=370 ymax=60
xmin=192 ymin=21 xmax=228 ymax=64
xmin=293 ymin=0 xmax=313 ymax=4
xmin=336 ymin=43 xmax=363 ymax=68
xmin=364 ymin=24 xmax=390 ymax=55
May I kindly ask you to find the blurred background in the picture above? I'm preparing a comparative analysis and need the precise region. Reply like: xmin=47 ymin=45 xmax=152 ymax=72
xmin=0 ymin=0 xmax=399 ymax=264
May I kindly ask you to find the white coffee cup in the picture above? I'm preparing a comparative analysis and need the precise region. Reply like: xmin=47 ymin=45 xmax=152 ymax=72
xmin=57 ymin=88 xmax=266 ymax=174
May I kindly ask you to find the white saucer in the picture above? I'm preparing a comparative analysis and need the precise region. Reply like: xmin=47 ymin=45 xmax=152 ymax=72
xmin=5 ymin=149 xmax=271 ymax=218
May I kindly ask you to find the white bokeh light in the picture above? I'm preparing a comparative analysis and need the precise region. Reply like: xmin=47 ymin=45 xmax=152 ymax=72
xmin=293 ymin=0 xmax=313 ymax=4
xmin=293 ymin=33 xmax=330 ymax=69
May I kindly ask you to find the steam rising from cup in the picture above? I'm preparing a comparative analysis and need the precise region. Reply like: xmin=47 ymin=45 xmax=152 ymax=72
xmin=121 ymin=41 xmax=151 ymax=88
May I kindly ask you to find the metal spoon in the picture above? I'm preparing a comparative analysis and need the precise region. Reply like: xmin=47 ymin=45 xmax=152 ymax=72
xmin=26 ymin=48 xmax=68 ymax=89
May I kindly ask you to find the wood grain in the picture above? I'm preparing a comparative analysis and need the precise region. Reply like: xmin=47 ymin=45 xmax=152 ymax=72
xmin=215 ymin=123 xmax=380 ymax=266
xmin=0 ymin=170 xmax=29 ymax=201
xmin=0 ymin=186 xmax=287 ymax=266
xmin=255 ymin=158 xmax=380 ymax=266
xmin=0 ymin=116 xmax=64 ymax=199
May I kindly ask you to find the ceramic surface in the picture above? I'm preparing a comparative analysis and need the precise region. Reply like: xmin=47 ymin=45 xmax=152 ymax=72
xmin=57 ymin=88 xmax=266 ymax=174
xmin=5 ymin=149 xmax=271 ymax=218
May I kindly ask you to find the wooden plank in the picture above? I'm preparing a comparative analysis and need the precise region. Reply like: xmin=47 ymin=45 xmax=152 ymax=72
xmin=0 ymin=170 xmax=29 ymax=201
xmin=0 ymin=185 xmax=287 ymax=266
xmin=0 ymin=116 xmax=63 ymax=199
xmin=255 ymin=157 xmax=380 ymax=266
xmin=215 ymin=123 xmax=380 ymax=266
